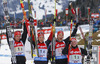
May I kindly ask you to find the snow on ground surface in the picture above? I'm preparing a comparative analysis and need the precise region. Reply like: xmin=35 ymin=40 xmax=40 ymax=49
xmin=98 ymin=34 xmax=100 ymax=37
xmin=0 ymin=24 xmax=89 ymax=64
xmin=96 ymin=39 xmax=100 ymax=42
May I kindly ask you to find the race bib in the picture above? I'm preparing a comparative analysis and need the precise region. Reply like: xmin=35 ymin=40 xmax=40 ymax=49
xmin=15 ymin=46 xmax=23 ymax=53
xmin=38 ymin=49 xmax=47 ymax=57
xmin=56 ymin=47 xmax=64 ymax=56
xmin=69 ymin=55 xmax=82 ymax=63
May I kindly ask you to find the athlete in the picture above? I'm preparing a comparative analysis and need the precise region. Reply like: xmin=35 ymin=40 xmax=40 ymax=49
xmin=48 ymin=22 xmax=80 ymax=64
xmin=6 ymin=21 xmax=27 ymax=64
xmin=63 ymin=37 xmax=87 ymax=64
xmin=29 ymin=26 xmax=54 ymax=64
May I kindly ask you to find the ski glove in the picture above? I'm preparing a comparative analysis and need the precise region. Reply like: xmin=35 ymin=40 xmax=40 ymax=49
xmin=53 ymin=19 xmax=56 ymax=22
xmin=75 ymin=22 xmax=80 ymax=28
xmin=28 ymin=36 xmax=31 ymax=42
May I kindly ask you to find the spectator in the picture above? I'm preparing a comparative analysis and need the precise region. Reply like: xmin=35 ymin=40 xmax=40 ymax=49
xmin=62 ymin=20 xmax=67 ymax=26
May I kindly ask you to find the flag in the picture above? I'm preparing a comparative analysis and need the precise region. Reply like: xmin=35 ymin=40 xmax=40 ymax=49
xmin=87 ymin=7 xmax=90 ymax=15
xmin=76 ymin=7 xmax=79 ymax=15
xmin=71 ymin=8 xmax=76 ymax=14
xmin=66 ymin=8 xmax=68 ymax=16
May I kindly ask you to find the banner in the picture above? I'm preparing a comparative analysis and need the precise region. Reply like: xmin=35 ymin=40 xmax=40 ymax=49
xmin=91 ymin=13 xmax=99 ymax=18
xmin=1 ymin=34 xmax=6 ymax=39
xmin=66 ymin=8 xmax=68 ymax=16
xmin=37 ymin=29 xmax=51 ymax=34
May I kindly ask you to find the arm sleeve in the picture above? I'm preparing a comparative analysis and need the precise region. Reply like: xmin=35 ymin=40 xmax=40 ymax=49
xmin=62 ymin=23 xmax=79 ymax=55
xmin=64 ymin=22 xmax=79 ymax=45
xmin=21 ymin=23 xmax=27 ymax=44
xmin=45 ymin=29 xmax=53 ymax=47
xmin=62 ymin=40 xmax=71 ymax=55
xmin=80 ymin=48 xmax=87 ymax=55
xmin=63 ymin=27 xmax=77 ymax=46
xmin=62 ymin=45 xmax=69 ymax=55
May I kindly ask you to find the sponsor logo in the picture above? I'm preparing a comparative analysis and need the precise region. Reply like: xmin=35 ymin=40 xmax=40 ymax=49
xmin=14 ymin=42 xmax=23 ymax=46
xmin=70 ymin=51 xmax=81 ymax=54
xmin=56 ymin=44 xmax=65 ymax=47
xmin=38 ymin=45 xmax=47 ymax=49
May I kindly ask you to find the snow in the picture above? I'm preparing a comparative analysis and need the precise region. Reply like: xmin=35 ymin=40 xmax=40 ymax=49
xmin=96 ymin=39 xmax=100 ymax=42
xmin=0 ymin=24 xmax=89 ymax=64
xmin=97 ymin=34 xmax=100 ymax=37
xmin=8 ymin=0 xmax=64 ymax=20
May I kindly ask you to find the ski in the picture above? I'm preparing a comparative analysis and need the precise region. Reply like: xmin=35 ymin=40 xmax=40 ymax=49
xmin=20 ymin=0 xmax=30 ymax=37
xmin=3 ymin=0 xmax=17 ymax=64
xmin=68 ymin=18 xmax=73 ymax=64
xmin=27 ymin=0 xmax=39 ymax=57
xmin=79 ymin=27 xmax=87 ymax=49
xmin=79 ymin=27 xmax=88 ymax=64
xmin=51 ymin=0 xmax=57 ymax=64
xmin=76 ymin=7 xmax=79 ymax=23
xmin=86 ymin=20 xmax=93 ymax=64
xmin=68 ymin=2 xmax=74 ymax=64
xmin=27 ymin=0 xmax=34 ymax=58
xmin=86 ymin=7 xmax=93 ymax=64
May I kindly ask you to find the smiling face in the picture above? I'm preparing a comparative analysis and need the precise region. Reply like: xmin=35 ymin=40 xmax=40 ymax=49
xmin=14 ymin=35 xmax=21 ymax=42
xmin=14 ymin=31 xmax=21 ymax=42
xmin=71 ymin=39 xmax=77 ymax=47
xmin=38 ymin=36 xmax=44 ymax=43
xmin=57 ymin=33 xmax=64 ymax=41
xmin=38 ymin=32 xmax=44 ymax=43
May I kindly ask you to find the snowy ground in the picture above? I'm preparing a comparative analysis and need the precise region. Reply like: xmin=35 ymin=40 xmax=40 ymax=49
xmin=0 ymin=25 xmax=89 ymax=64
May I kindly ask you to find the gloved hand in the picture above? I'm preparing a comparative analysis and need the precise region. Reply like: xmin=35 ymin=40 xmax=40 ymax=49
xmin=75 ymin=22 xmax=80 ymax=28
xmin=70 ymin=16 xmax=73 ymax=20
xmin=53 ymin=19 xmax=56 ymax=22
xmin=28 ymin=36 xmax=31 ymax=42
xmin=51 ymin=26 xmax=55 ymax=32
xmin=28 ymin=16 xmax=34 ymax=22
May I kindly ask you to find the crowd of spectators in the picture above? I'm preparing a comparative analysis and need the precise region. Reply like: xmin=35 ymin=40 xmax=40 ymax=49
xmin=93 ymin=18 xmax=100 ymax=33
xmin=1 ymin=17 xmax=100 ymax=32
xmin=0 ymin=20 xmax=22 ymax=29
xmin=38 ymin=18 xmax=88 ymax=27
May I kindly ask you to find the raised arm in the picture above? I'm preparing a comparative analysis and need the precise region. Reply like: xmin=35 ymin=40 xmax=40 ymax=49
xmin=21 ymin=20 xmax=27 ymax=44
xmin=64 ymin=22 xmax=79 ymax=45
xmin=45 ymin=26 xmax=54 ymax=47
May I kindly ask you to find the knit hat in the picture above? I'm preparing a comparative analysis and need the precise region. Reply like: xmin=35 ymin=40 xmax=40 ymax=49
xmin=57 ymin=31 xmax=64 ymax=36
xmin=38 ymin=32 xmax=44 ymax=37
xmin=14 ymin=31 xmax=21 ymax=37
xmin=71 ymin=37 xmax=76 ymax=41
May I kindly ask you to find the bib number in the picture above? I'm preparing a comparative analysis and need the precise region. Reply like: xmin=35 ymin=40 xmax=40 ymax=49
xmin=38 ymin=49 xmax=47 ymax=57
xmin=69 ymin=55 xmax=82 ymax=63
xmin=15 ymin=46 xmax=23 ymax=52
xmin=56 ymin=47 xmax=64 ymax=56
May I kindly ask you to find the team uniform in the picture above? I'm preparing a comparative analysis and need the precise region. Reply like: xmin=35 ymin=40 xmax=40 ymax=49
xmin=55 ymin=40 xmax=67 ymax=64
xmin=32 ymin=31 xmax=53 ymax=64
xmin=62 ymin=36 xmax=87 ymax=64
xmin=6 ymin=23 xmax=27 ymax=64
xmin=67 ymin=46 xmax=87 ymax=64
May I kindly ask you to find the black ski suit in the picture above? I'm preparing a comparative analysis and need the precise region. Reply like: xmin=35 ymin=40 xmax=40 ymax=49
xmin=6 ymin=23 xmax=27 ymax=64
